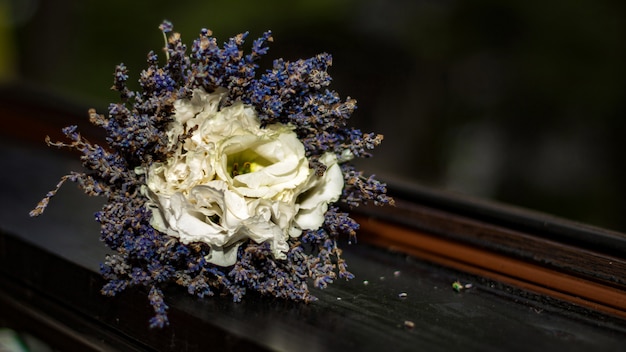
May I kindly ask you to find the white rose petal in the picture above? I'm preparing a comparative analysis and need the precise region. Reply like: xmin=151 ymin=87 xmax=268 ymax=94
xmin=294 ymin=152 xmax=344 ymax=230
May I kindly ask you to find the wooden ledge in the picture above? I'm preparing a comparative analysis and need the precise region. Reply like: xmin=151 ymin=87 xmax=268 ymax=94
xmin=356 ymin=214 xmax=626 ymax=320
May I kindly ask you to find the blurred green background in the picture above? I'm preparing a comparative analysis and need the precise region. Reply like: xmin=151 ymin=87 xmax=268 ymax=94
xmin=1 ymin=0 xmax=625 ymax=231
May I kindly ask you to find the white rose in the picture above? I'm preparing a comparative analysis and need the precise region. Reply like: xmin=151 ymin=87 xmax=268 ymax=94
xmin=144 ymin=88 xmax=344 ymax=266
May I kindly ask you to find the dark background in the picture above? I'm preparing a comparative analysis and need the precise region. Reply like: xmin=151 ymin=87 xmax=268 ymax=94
xmin=2 ymin=0 xmax=625 ymax=231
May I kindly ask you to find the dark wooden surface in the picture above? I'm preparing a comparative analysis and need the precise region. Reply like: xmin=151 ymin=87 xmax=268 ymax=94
xmin=1 ymin=125 xmax=626 ymax=350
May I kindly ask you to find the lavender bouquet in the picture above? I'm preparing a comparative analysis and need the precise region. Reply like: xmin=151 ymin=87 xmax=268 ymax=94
xmin=31 ymin=21 xmax=392 ymax=327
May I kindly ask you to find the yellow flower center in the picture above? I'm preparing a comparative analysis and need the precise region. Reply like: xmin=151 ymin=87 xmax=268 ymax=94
xmin=227 ymin=150 xmax=270 ymax=177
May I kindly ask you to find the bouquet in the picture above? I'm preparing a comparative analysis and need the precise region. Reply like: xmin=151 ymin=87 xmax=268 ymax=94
xmin=31 ymin=21 xmax=392 ymax=327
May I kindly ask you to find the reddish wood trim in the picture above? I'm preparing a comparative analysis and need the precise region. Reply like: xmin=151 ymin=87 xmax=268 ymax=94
xmin=356 ymin=215 xmax=626 ymax=320
xmin=360 ymin=200 xmax=626 ymax=291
